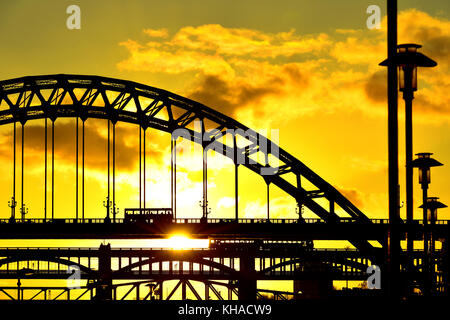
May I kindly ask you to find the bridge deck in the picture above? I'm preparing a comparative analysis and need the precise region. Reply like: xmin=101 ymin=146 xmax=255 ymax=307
xmin=0 ymin=218 xmax=447 ymax=240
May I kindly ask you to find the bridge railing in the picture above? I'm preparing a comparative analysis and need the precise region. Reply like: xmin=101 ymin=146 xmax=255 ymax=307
xmin=0 ymin=218 xmax=448 ymax=225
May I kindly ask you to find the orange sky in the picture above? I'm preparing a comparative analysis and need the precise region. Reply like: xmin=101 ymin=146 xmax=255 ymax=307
xmin=0 ymin=2 xmax=448 ymax=228
xmin=0 ymin=0 xmax=449 ymax=297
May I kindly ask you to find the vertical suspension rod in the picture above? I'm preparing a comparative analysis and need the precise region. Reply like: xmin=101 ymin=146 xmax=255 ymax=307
xmin=171 ymin=137 xmax=174 ymax=214
xmin=143 ymin=128 xmax=146 ymax=209
xmin=52 ymin=120 xmax=55 ymax=219
xmin=201 ymin=119 xmax=207 ymax=219
xmin=21 ymin=123 xmax=24 ymax=219
xmin=234 ymin=135 xmax=238 ymax=221
xmin=107 ymin=120 xmax=110 ymax=219
xmin=139 ymin=126 xmax=141 ymax=210
xmin=267 ymin=182 xmax=270 ymax=220
xmin=12 ymin=122 xmax=16 ymax=220
xmin=44 ymin=119 xmax=47 ymax=220
xmin=174 ymin=139 xmax=177 ymax=219
xmin=82 ymin=120 xmax=85 ymax=220
xmin=265 ymin=153 xmax=270 ymax=220
xmin=76 ymin=117 xmax=79 ymax=220
xmin=113 ymin=122 xmax=116 ymax=222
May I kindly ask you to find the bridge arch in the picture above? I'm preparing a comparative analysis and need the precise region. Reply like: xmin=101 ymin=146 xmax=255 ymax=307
xmin=0 ymin=256 xmax=95 ymax=276
xmin=114 ymin=256 xmax=238 ymax=276
xmin=0 ymin=74 xmax=381 ymax=253
xmin=257 ymin=256 xmax=369 ymax=276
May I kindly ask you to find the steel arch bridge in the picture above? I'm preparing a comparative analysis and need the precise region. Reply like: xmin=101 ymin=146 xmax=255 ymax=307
xmin=0 ymin=74 xmax=447 ymax=300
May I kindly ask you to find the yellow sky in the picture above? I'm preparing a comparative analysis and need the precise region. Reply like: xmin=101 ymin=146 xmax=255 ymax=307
xmin=0 ymin=0 xmax=449 ymax=297
xmin=0 ymin=3 xmax=448 ymax=230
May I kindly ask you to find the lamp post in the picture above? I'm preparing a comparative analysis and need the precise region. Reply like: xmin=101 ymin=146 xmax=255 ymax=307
xmin=113 ymin=205 xmax=119 ymax=224
xmin=380 ymin=44 xmax=437 ymax=253
xmin=199 ymin=200 xmax=210 ymax=222
xmin=419 ymin=197 xmax=447 ymax=294
xmin=17 ymin=267 xmax=34 ymax=300
xmin=20 ymin=204 xmax=28 ymax=221
xmin=8 ymin=197 xmax=17 ymax=223
xmin=412 ymin=152 xmax=443 ymax=295
xmin=103 ymin=196 xmax=112 ymax=223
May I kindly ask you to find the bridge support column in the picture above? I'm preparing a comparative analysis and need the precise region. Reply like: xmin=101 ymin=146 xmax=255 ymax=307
xmin=95 ymin=243 xmax=112 ymax=300
xmin=294 ymin=279 xmax=333 ymax=299
xmin=238 ymin=255 xmax=256 ymax=300
xmin=294 ymin=263 xmax=333 ymax=299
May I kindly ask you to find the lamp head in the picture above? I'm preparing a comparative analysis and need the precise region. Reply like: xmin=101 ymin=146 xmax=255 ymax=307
xmin=419 ymin=197 xmax=447 ymax=222
xmin=379 ymin=44 xmax=437 ymax=92
xmin=412 ymin=153 xmax=443 ymax=185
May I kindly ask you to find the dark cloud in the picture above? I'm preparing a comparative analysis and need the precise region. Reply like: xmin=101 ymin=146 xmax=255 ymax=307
xmin=364 ymin=69 xmax=450 ymax=116
xmin=423 ymin=35 xmax=450 ymax=64
xmin=187 ymin=64 xmax=309 ymax=117
xmin=364 ymin=70 xmax=387 ymax=103
xmin=414 ymin=94 xmax=450 ymax=115
xmin=187 ymin=75 xmax=278 ymax=117
xmin=282 ymin=64 xmax=310 ymax=87
xmin=404 ymin=26 xmax=450 ymax=67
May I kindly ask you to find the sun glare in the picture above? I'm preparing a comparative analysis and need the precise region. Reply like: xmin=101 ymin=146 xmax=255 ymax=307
xmin=166 ymin=235 xmax=209 ymax=249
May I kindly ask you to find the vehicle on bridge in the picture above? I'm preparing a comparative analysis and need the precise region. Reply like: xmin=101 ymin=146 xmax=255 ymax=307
xmin=124 ymin=208 xmax=173 ymax=224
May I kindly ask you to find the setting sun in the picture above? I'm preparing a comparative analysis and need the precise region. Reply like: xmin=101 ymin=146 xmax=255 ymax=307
xmin=167 ymin=235 xmax=209 ymax=249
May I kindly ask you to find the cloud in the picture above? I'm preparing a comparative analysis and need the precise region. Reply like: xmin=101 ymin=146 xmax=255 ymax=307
xmin=118 ymin=40 xmax=234 ymax=76
xmin=170 ymin=24 xmax=331 ymax=58
xmin=143 ymin=28 xmax=169 ymax=38
xmin=187 ymin=74 xmax=282 ymax=117
xmin=330 ymin=36 xmax=385 ymax=66
xmin=395 ymin=9 xmax=450 ymax=65
xmin=117 ymin=24 xmax=331 ymax=82
xmin=117 ymin=11 xmax=450 ymax=125
xmin=364 ymin=70 xmax=387 ymax=103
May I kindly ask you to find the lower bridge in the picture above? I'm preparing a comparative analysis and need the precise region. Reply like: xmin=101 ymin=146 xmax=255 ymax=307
xmin=0 ymin=244 xmax=442 ymax=300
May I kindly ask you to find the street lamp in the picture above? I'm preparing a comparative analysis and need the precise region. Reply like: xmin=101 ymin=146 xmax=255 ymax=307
xmin=8 ymin=197 xmax=17 ymax=223
xmin=419 ymin=197 xmax=447 ymax=225
xmin=412 ymin=152 xmax=443 ymax=295
xmin=199 ymin=199 xmax=211 ymax=222
xmin=380 ymin=44 xmax=437 ymax=258
xmin=103 ymin=197 xmax=112 ymax=223
xmin=20 ymin=204 xmax=28 ymax=221
xmin=113 ymin=205 xmax=119 ymax=224
xmin=412 ymin=152 xmax=443 ymax=199
xmin=419 ymin=197 xmax=447 ymax=294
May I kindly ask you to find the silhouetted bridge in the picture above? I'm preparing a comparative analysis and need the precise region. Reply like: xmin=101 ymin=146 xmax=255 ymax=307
xmin=0 ymin=74 xmax=448 ymax=300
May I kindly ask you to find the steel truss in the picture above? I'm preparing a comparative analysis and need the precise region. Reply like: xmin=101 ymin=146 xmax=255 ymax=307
xmin=0 ymin=74 xmax=381 ymax=254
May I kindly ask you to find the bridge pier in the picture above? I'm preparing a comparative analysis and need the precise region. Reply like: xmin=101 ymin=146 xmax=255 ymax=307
xmin=294 ymin=262 xmax=333 ymax=299
xmin=238 ymin=255 xmax=256 ymax=300
xmin=294 ymin=279 xmax=333 ymax=299
xmin=95 ymin=243 xmax=112 ymax=300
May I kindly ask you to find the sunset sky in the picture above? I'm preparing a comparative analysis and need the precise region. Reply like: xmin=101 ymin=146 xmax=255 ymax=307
xmin=0 ymin=0 xmax=449 ymax=230
xmin=0 ymin=0 xmax=449 ymax=299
